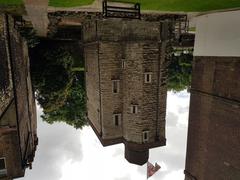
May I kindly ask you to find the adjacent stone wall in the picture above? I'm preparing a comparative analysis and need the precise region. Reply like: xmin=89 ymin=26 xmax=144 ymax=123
xmin=0 ymin=14 xmax=13 ymax=118
xmin=85 ymin=42 xmax=101 ymax=133
xmin=185 ymin=92 xmax=240 ymax=180
xmin=8 ymin=15 xmax=37 ymax=165
xmin=83 ymin=20 xmax=97 ymax=43
xmin=0 ymin=100 xmax=16 ymax=127
xmin=9 ymin=20 xmax=30 ymax=162
xmin=97 ymin=19 xmax=161 ymax=42
xmin=192 ymin=57 xmax=240 ymax=102
xmin=185 ymin=56 xmax=240 ymax=180
xmin=0 ymin=131 xmax=24 ymax=179
xmin=0 ymin=15 xmax=38 ymax=179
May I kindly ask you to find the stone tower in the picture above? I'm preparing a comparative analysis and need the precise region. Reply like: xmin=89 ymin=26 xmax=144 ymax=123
xmin=84 ymin=18 xmax=169 ymax=165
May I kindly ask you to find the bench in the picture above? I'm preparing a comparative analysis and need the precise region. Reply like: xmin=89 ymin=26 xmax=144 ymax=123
xmin=102 ymin=0 xmax=141 ymax=19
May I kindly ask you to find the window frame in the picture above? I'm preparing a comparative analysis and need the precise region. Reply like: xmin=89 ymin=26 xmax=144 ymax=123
xmin=144 ymin=72 xmax=153 ymax=83
xmin=0 ymin=158 xmax=7 ymax=176
xmin=112 ymin=80 xmax=120 ymax=94
xmin=113 ymin=113 xmax=121 ymax=126
xmin=121 ymin=59 xmax=125 ymax=69
xmin=142 ymin=131 xmax=149 ymax=143
xmin=131 ymin=105 xmax=138 ymax=114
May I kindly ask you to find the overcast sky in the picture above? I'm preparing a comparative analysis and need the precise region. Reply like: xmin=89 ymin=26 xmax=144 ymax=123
xmin=21 ymin=90 xmax=190 ymax=180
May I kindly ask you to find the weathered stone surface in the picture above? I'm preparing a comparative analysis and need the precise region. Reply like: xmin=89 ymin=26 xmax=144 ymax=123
xmin=192 ymin=57 xmax=240 ymax=102
xmin=0 ymin=130 xmax=24 ymax=179
xmin=0 ymin=14 xmax=37 ymax=180
xmin=0 ymin=14 xmax=13 ymax=118
xmin=185 ymin=56 xmax=240 ymax=180
xmin=84 ymin=18 xmax=169 ymax=165
xmin=85 ymin=43 xmax=101 ymax=133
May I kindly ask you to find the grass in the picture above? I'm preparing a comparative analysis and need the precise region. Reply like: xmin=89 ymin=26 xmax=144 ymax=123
xmin=0 ymin=0 xmax=25 ymax=15
xmin=1 ymin=0 xmax=240 ymax=12
xmin=0 ymin=0 xmax=23 ymax=5
xmin=188 ymin=27 xmax=196 ymax=32
xmin=112 ymin=0 xmax=240 ymax=12
xmin=49 ymin=0 xmax=95 ymax=7
xmin=72 ymin=67 xmax=85 ymax=72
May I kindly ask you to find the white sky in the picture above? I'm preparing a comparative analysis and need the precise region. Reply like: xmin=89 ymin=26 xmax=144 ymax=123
xmin=21 ymin=90 xmax=190 ymax=180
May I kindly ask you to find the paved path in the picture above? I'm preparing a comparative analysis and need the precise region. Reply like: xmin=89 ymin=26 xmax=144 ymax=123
xmin=24 ymin=0 xmax=49 ymax=37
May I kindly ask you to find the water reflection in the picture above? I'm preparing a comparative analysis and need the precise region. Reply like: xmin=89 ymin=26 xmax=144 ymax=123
xmin=0 ymin=1 xmax=240 ymax=180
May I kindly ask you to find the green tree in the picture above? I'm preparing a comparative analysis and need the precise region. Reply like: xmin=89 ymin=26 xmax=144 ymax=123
xmin=42 ymin=73 xmax=87 ymax=128
xmin=19 ymin=27 xmax=40 ymax=48
xmin=30 ymin=40 xmax=87 ymax=128
xmin=168 ymin=52 xmax=193 ymax=92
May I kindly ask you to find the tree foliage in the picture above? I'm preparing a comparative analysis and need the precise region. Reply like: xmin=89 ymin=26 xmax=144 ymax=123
xmin=19 ymin=27 xmax=40 ymax=48
xmin=30 ymin=40 xmax=87 ymax=129
xmin=168 ymin=52 xmax=193 ymax=92
xmin=42 ymin=73 xmax=86 ymax=128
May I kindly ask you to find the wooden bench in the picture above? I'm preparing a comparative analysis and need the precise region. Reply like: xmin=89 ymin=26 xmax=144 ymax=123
xmin=102 ymin=0 xmax=141 ymax=19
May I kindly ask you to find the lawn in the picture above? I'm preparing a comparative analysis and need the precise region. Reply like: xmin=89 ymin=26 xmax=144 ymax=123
xmin=0 ymin=0 xmax=24 ymax=15
xmin=112 ymin=0 xmax=240 ymax=12
xmin=49 ymin=0 xmax=240 ymax=12
xmin=49 ymin=0 xmax=95 ymax=7
xmin=0 ymin=0 xmax=23 ymax=5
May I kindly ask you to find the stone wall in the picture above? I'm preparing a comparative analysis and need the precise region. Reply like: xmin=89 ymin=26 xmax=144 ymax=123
xmin=0 ymin=15 xmax=37 ymax=179
xmin=85 ymin=42 xmax=101 ymax=133
xmin=0 ymin=130 xmax=24 ymax=179
xmin=192 ymin=57 xmax=240 ymax=101
xmin=84 ymin=18 xmax=161 ymax=42
xmin=185 ymin=56 xmax=240 ymax=180
xmin=7 ymin=15 xmax=37 ymax=166
xmin=85 ymin=18 xmax=167 ymax=145
xmin=0 ymin=100 xmax=16 ymax=127
xmin=9 ymin=18 xmax=31 ymax=162
xmin=0 ymin=14 xmax=13 ymax=118
xmin=122 ymin=42 xmax=158 ymax=143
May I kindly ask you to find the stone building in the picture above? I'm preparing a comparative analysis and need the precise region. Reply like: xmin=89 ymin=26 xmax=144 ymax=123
xmin=84 ymin=18 xmax=170 ymax=165
xmin=184 ymin=10 xmax=240 ymax=180
xmin=0 ymin=14 xmax=38 ymax=180
xmin=0 ymin=14 xmax=13 ymax=118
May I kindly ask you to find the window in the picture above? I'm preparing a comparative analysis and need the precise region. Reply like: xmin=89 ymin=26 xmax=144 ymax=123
xmin=0 ymin=158 xmax=7 ymax=176
xmin=144 ymin=73 xmax=152 ymax=83
xmin=142 ymin=131 xmax=149 ymax=143
xmin=121 ymin=59 xmax=125 ymax=69
xmin=131 ymin=105 xmax=138 ymax=114
xmin=113 ymin=114 xmax=121 ymax=126
xmin=112 ymin=80 xmax=120 ymax=93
